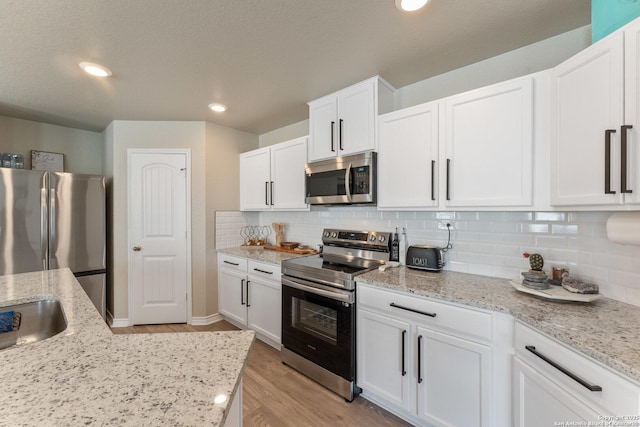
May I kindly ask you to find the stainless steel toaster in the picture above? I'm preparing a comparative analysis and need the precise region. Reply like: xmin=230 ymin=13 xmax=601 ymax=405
xmin=406 ymin=245 xmax=445 ymax=272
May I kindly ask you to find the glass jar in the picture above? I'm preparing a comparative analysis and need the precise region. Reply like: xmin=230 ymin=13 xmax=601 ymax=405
xmin=1 ymin=153 xmax=12 ymax=168
xmin=13 ymin=154 xmax=24 ymax=169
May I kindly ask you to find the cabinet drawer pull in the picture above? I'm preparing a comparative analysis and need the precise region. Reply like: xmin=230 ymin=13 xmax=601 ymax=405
xmin=331 ymin=121 xmax=336 ymax=152
xmin=417 ymin=335 xmax=423 ymax=384
xmin=621 ymin=125 xmax=633 ymax=194
xmin=431 ymin=160 xmax=436 ymax=201
xmin=401 ymin=329 xmax=407 ymax=376
xmin=224 ymin=260 xmax=239 ymax=266
xmin=240 ymin=279 xmax=245 ymax=305
xmin=605 ymin=129 xmax=616 ymax=194
xmin=525 ymin=345 xmax=602 ymax=392
xmin=253 ymin=268 xmax=273 ymax=275
xmin=390 ymin=302 xmax=436 ymax=318
xmin=339 ymin=119 xmax=344 ymax=151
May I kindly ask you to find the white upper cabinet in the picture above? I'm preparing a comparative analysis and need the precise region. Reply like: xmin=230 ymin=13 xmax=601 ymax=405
xmin=443 ymin=76 xmax=534 ymax=208
xmin=551 ymin=17 xmax=640 ymax=208
xmin=378 ymin=102 xmax=440 ymax=209
xmin=377 ymin=72 xmax=545 ymax=211
xmin=240 ymin=136 xmax=308 ymax=211
xmin=308 ymin=76 xmax=395 ymax=162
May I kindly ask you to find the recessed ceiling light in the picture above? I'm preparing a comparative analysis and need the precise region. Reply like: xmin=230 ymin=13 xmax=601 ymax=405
xmin=208 ymin=103 xmax=227 ymax=113
xmin=395 ymin=0 xmax=429 ymax=12
xmin=79 ymin=62 xmax=112 ymax=77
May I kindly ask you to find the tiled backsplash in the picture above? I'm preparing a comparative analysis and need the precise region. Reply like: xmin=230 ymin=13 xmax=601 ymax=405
xmin=215 ymin=208 xmax=640 ymax=307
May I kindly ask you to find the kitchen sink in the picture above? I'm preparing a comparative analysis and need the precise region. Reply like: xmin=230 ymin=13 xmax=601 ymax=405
xmin=0 ymin=299 xmax=67 ymax=351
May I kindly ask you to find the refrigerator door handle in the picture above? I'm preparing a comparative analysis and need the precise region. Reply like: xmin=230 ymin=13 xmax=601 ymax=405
xmin=48 ymin=186 xmax=56 ymax=270
xmin=41 ymin=173 xmax=49 ymax=270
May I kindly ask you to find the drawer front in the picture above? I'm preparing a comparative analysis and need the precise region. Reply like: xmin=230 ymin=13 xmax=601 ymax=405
xmin=218 ymin=254 xmax=248 ymax=272
xmin=357 ymin=283 xmax=492 ymax=341
xmin=248 ymin=260 xmax=281 ymax=280
xmin=514 ymin=321 xmax=640 ymax=416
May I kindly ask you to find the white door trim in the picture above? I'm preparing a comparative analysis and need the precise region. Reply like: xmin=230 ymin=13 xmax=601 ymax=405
xmin=127 ymin=148 xmax=192 ymax=325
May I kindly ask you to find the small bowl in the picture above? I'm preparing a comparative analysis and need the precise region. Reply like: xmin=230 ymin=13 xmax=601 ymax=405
xmin=280 ymin=242 xmax=299 ymax=249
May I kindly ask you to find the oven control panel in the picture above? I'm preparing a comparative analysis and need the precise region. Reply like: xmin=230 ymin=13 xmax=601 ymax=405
xmin=322 ymin=229 xmax=391 ymax=251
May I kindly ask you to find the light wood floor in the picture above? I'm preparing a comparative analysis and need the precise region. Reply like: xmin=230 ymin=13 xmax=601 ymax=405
xmin=112 ymin=321 xmax=412 ymax=427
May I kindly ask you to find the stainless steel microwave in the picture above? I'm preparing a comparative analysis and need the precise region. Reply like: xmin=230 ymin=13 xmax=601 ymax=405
xmin=305 ymin=152 xmax=376 ymax=205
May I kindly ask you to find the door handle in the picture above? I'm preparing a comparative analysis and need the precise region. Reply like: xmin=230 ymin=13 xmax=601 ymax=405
xmin=621 ymin=125 xmax=633 ymax=194
xmin=246 ymin=280 xmax=251 ymax=307
xmin=431 ymin=160 xmax=436 ymax=201
xmin=401 ymin=329 xmax=407 ymax=376
xmin=240 ymin=279 xmax=245 ymax=305
xmin=605 ymin=129 xmax=616 ymax=194
xmin=339 ymin=119 xmax=344 ymax=151
xmin=446 ymin=158 xmax=451 ymax=201
xmin=331 ymin=121 xmax=336 ymax=152
xmin=270 ymin=181 xmax=274 ymax=205
xmin=265 ymin=181 xmax=269 ymax=205
xmin=525 ymin=346 xmax=602 ymax=392
xmin=417 ymin=335 xmax=423 ymax=384
xmin=132 ymin=245 xmax=142 ymax=252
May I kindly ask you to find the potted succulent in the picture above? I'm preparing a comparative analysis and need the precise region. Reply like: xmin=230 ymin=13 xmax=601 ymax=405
xmin=521 ymin=252 xmax=549 ymax=289
xmin=523 ymin=252 xmax=544 ymax=273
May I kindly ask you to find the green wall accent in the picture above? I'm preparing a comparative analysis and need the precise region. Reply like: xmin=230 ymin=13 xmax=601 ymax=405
xmin=593 ymin=0 xmax=640 ymax=42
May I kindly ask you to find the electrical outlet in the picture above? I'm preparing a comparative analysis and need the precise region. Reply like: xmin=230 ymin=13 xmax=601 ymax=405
xmin=438 ymin=221 xmax=454 ymax=230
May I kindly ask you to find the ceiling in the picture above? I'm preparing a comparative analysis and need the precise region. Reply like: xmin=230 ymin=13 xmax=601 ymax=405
xmin=0 ymin=0 xmax=590 ymax=135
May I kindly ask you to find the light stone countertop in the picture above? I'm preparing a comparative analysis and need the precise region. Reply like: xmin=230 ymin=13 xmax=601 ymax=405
xmin=357 ymin=267 xmax=640 ymax=385
xmin=0 ymin=269 xmax=255 ymax=427
xmin=217 ymin=246 xmax=305 ymax=264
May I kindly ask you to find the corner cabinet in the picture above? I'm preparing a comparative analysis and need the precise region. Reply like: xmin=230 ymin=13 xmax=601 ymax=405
xmin=240 ymin=136 xmax=308 ymax=211
xmin=308 ymin=76 xmax=395 ymax=162
xmin=357 ymin=283 xmax=512 ymax=427
xmin=551 ymin=17 xmax=640 ymax=207
xmin=513 ymin=322 xmax=640 ymax=425
xmin=378 ymin=71 xmax=547 ymax=211
xmin=217 ymin=254 xmax=282 ymax=349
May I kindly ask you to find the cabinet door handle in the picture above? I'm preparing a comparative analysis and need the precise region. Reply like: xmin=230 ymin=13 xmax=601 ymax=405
xmin=246 ymin=280 xmax=251 ymax=307
xmin=417 ymin=335 xmax=423 ymax=384
xmin=446 ymin=158 xmax=451 ymax=201
xmin=431 ymin=160 xmax=436 ymax=201
xmin=605 ymin=129 xmax=617 ymax=194
xmin=401 ymin=329 xmax=407 ymax=376
xmin=525 ymin=345 xmax=602 ymax=392
xmin=390 ymin=302 xmax=436 ymax=318
xmin=253 ymin=268 xmax=273 ymax=275
xmin=331 ymin=121 xmax=336 ymax=152
xmin=339 ymin=119 xmax=344 ymax=151
xmin=621 ymin=125 xmax=633 ymax=194
xmin=270 ymin=181 xmax=275 ymax=205
xmin=240 ymin=279 xmax=245 ymax=305
xmin=224 ymin=260 xmax=239 ymax=266
xmin=265 ymin=181 xmax=270 ymax=205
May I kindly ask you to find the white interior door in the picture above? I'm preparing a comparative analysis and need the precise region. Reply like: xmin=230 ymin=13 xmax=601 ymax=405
xmin=129 ymin=150 xmax=190 ymax=325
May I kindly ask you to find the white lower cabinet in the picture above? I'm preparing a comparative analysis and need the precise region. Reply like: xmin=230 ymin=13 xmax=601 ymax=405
xmin=357 ymin=283 xmax=503 ymax=427
xmin=224 ymin=379 xmax=243 ymax=427
xmin=513 ymin=322 xmax=640 ymax=426
xmin=217 ymin=254 xmax=281 ymax=349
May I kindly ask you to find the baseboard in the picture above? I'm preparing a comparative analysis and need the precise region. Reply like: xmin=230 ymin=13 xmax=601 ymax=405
xmin=110 ymin=317 xmax=131 ymax=328
xmin=191 ymin=312 xmax=223 ymax=326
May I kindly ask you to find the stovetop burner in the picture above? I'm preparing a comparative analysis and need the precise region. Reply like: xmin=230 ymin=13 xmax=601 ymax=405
xmin=281 ymin=228 xmax=392 ymax=290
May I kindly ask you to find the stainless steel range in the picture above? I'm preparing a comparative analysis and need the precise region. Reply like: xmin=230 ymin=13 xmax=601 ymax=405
xmin=281 ymin=228 xmax=391 ymax=401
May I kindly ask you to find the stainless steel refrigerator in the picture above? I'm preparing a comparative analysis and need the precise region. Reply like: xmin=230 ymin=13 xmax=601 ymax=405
xmin=0 ymin=168 xmax=106 ymax=319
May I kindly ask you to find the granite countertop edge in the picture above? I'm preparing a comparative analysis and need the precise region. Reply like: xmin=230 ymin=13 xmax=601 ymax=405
xmin=357 ymin=267 xmax=640 ymax=385
xmin=0 ymin=268 xmax=255 ymax=427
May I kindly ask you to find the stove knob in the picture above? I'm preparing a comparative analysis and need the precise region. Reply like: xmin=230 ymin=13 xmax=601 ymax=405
xmin=331 ymin=232 xmax=337 ymax=238
xmin=324 ymin=231 xmax=330 ymax=238
xmin=379 ymin=235 xmax=385 ymax=243
xmin=369 ymin=235 xmax=376 ymax=242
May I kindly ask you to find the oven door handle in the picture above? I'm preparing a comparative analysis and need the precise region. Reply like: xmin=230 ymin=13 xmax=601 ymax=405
xmin=282 ymin=277 xmax=353 ymax=304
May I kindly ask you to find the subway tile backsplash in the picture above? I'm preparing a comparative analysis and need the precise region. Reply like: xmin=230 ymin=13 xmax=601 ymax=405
xmin=215 ymin=208 xmax=640 ymax=308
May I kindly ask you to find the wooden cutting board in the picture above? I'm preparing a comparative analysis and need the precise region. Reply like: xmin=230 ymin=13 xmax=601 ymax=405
xmin=264 ymin=245 xmax=318 ymax=255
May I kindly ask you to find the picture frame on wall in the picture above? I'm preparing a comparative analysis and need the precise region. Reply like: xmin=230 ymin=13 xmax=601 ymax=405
xmin=31 ymin=150 xmax=64 ymax=171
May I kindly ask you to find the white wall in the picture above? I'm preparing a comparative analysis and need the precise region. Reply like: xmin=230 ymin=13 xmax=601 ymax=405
xmin=216 ymin=209 xmax=640 ymax=308
xmin=0 ymin=115 xmax=103 ymax=174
